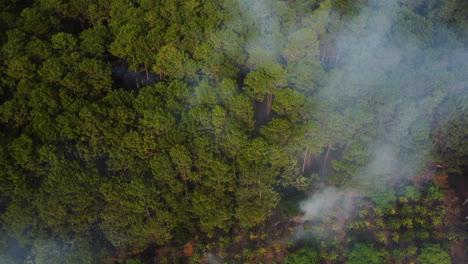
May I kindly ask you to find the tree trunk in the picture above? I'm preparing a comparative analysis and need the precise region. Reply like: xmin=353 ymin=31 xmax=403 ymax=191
xmin=135 ymin=69 xmax=140 ymax=89
xmin=322 ymin=144 xmax=330 ymax=177
xmin=302 ymin=146 xmax=309 ymax=174
xmin=146 ymin=207 xmax=150 ymax=218
xmin=266 ymin=93 xmax=273 ymax=117
xmin=232 ymin=158 xmax=236 ymax=179
xmin=145 ymin=63 xmax=149 ymax=81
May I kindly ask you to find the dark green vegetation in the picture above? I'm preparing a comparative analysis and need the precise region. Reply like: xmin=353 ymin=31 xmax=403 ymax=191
xmin=0 ymin=0 xmax=467 ymax=263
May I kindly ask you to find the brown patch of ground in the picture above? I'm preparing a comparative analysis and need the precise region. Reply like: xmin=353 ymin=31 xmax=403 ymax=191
xmin=448 ymin=172 xmax=468 ymax=198
xmin=332 ymin=214 xmax=350 ymax=243
xmin=111 ymin=248 xmax=145 ymax=262
xmin=411 ymin=171 xmax=434 ymax=188
xmin=290 ymin=212 xmax=305 ymax=223
xmin=451 ymin=240 xmax=467 ymax=264
xmin=442 ymin=188 xmax=468 ymax=264
xmin=152 ymin=247 xmax=172 ymax=263
xmin=272 ymin=241 xmax=287 ymax=263
xmin=183 ymin=242 xmax=194 ymax=257
xmin=265 ymin=245 xmax=275 ymax=262
xmin=434 ymin=173 xmax=449 ymax=187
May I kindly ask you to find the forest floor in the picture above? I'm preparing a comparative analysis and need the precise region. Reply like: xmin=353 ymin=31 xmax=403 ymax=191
xmin=444 ymin=172 xmax=468 ymax=263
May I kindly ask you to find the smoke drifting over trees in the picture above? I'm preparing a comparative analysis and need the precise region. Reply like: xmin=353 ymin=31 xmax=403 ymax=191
xmin=301 ymin=0 xmax=466 ymax=221
xmin=0 ymin=0 xmax=466 ymax=263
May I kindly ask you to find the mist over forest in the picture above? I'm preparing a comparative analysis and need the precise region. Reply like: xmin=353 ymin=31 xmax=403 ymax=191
xmin=0 ymin=0 xmax=466 ymax=263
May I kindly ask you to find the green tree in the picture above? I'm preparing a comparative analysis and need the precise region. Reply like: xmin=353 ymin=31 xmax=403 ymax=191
xmin=79 ymin=25 xmax=109 ymax=58
xmin=282 ymin=28 xmax=319 ymax=63
xmin=51 ymin=32 xmax=77 ymax=54
xmin=285 ymin=247 xmax=319 ymax=264
xmin=169 ymin=144 xmax=193 ymax=185
xmin=26 ymin=37 xmax=53 ymax=60
xmin=191 ymin=186 xmax=233 ymax=235
xmin=271 ymin=88 xmax=308 ymax=122
xmin=260 ymin=118 xmax=292 ymax=145
xmin=244 ymin=61 xmax=287 ymax=116
xmin=418 ymin=244 xmax=451 ymax=264
xmin=99 ymin=178 xmax=174 ymax=250
xmin=20 ymin=7 xmax=59 ymax=36
xmin=153 ymin=44 xmax=187 ymax=79
xmin=370 ymin=187 xmax=396 ymax=212
xmin=348 ymin=243 xmax=382 ymax=264
xmin=235 ymin=186 xmax=279 ymax=229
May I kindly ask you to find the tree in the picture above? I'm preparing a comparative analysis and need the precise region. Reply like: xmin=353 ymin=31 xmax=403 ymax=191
xmin=195 ymin=43 xmax=239 ymax=80
xmin=169 ymin=144 xmax=193 ymax=185
xmin=191 ymin=186 xmax=233 ymax=235
xmin=286 ymin=60 xmax=325 ymax=93
xmin=370 ymin=187 xmax=396 ymax=212
xmin=99 ymin=178 xmax=174 ymax=250
xmin=392 ymin=7 xmax=434 ymax=48
xmin=210 ymin=28 xmax=245 ymax=66
xmin=34 ymin=159 xmax=103 ymax=237
xmin=399 ymin=185 xmax=421 ymax=202
xmin=244 ymin=61 xmax=287 ymax=116
xmin=153 ymin=44 xmax=187 ymax=79
xmin=348 ymin=243 xmax=382 ymax=264
xmin=2 ymin=29 xmax=28 ymax=59
xmin=235 ymin=186 xmax=279 ymax=229
xmin=418 ymin=244 xmax=451 ymax=264
xmin=109 ymin=23 xmax=146 ymax=76
xmin=271 ymin=88 xmax=308 ymax=122
xmin=260 ymin=118 xmax=292 ymax=145
xmin=77 ymin=58 xmax=112 ymax=96
xmin=79 ymin=25 xmax=109 ymax=58
xmin=20 ymin=7 xmax=59 ymax=36
xmin=215 ymin=78 xmax=235 ymax=99
xmin=245 ymin=43 xmax=276 ymax=70
xmin=282 ymin=28 xmax=320 ymax=63
xmin=285 ymin=247 xmax=319 ymax=264
xmin=38 ymin=57 xmax=66 ymax=83
xmin=26 ymin=37 xmax=53 ymax=60
xmin=192 ymin=79 xmax=220 ymax=106
xmin=51 ymin=32 xmax=77 ymax=54
xmin=5 ymin=56 xmax=36 ymax=81
xmin=226 ymin=94 xmax=255 ymax=132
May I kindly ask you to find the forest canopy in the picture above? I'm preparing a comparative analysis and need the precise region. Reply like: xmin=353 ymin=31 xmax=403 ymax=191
xmin=0 ymin=0 xmax=466 ymax=263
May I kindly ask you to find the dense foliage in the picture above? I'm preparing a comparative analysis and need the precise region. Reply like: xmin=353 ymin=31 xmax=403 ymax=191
xmin=0 ymin=0 xmax=466 ymax=263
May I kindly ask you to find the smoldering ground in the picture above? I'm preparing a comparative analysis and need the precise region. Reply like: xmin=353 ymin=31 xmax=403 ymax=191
xmin=112 ymin=62 xmax=160 ymax=90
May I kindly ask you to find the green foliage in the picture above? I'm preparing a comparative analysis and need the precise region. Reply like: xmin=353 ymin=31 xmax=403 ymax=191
xmin=244 ymin=61 xmax=287 ymax=101
xmin=51 ymin=32 xmax=77 ymax=53
xmin=260 ymin=118 xmax=292 ymax=145
xmin=285 ymin=247 xmax=319 ymax=264
xmin=370 ymin=187 xmax=396 ymax=212
xmin=235 ymin=186 xmax=279 ymax=229
xmin=426 ymin=185 xmax=444 ymax=202
xmin=173 ymin=225 xmax=192 ymax=245
xmin=79 ymin=25 xmax=109 ymax=58
xmin=398 ymin=185 xmax=422 ymax=202
xmin=348 ymin=243 xmax=382 ymax=264
xmin=191 ymin=186 xmax=233 ymax=235
xmin=279 ymin=189 xmax=305 ymax=218
xmin=0 ymin=0 xmax=465 ymax=263
xmin=418 ymin=244 xmax=451 ymax=264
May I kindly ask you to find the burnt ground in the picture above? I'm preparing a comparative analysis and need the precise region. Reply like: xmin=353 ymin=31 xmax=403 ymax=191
xmin=446 ymin=169 xmax=468 ymax=264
